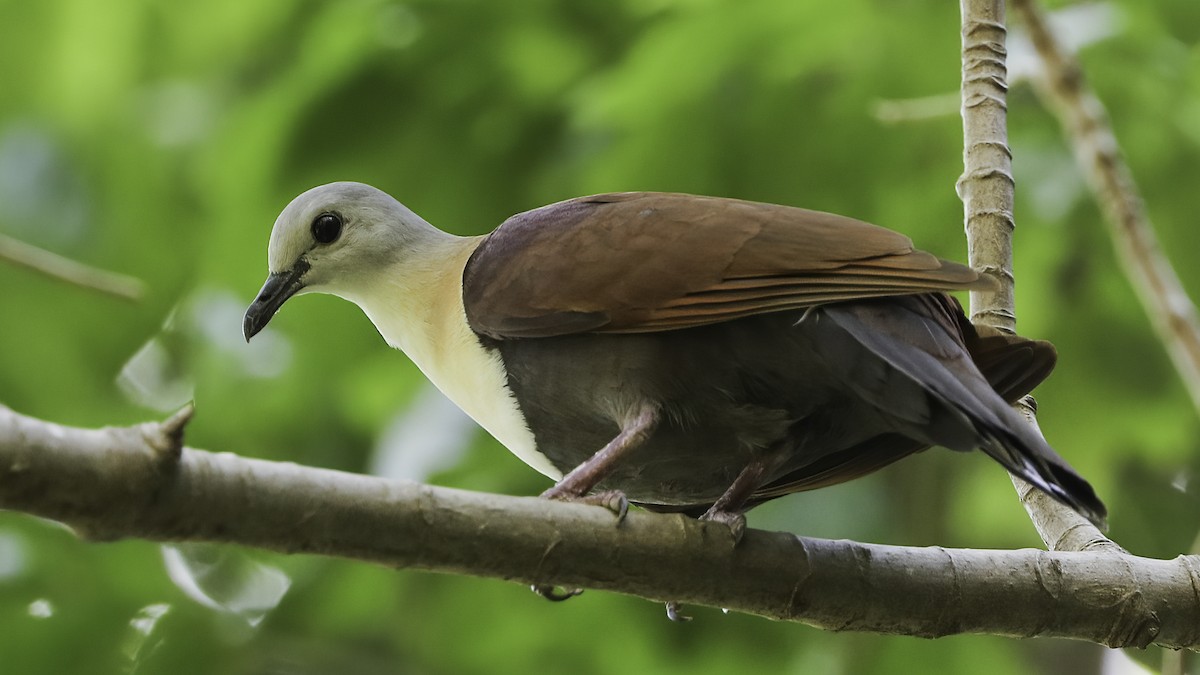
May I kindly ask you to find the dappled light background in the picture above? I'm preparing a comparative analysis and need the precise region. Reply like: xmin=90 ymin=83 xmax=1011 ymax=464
xmin=1 ymin=0 xmax=1198 ymax=673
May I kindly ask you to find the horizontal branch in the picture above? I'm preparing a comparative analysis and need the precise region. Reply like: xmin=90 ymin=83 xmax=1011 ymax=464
xmin=1 ymin=404 xmax=1197 ymax=649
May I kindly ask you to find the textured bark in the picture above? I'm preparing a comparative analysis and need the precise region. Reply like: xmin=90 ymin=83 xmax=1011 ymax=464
xmin=958 ymin=0 xmax=1113 ymax=551
xmin=958 ymin=0 xmax=1016 ymax=332
xmin=2 ymin=404 xmax=1199 ymax=649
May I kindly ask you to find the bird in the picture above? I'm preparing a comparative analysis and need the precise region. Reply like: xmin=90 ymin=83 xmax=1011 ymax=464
xmin=243 ymin=182 xmax=1106 ymax=550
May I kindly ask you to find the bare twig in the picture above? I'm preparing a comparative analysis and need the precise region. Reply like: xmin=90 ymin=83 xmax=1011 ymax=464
xmin=0 ymin=232 xmax=145 ymax=301
xmin=873 ymin=92 xmax=960 ymax=124
xmin=958 ymin=0 xmax=1016 ymax=332
xmin=1011 ymin=0 xmax=1200 ymax=415
xmin=1009 ymin=407 xmax=1123 ymax=554
xmin=958 ymin=0 xmax=1112 ymax=548
xmin=1 ymin=404 xmax=1198 ymax=647
xmin=1007 ymin=6 xmax=1200 ymax=669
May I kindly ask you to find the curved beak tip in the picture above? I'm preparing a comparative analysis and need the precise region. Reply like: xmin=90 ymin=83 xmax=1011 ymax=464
xmin=242 ymin=313 xmax=260 ymax=343
xmin=243 ymin=298 xmax=272 ymax=343
xmin=243 ymin=263 xmax=307 ymax=343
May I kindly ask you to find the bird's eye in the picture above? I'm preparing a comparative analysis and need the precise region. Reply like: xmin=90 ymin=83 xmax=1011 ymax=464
xmin=311 ymin=213 xmax=343 ymax=244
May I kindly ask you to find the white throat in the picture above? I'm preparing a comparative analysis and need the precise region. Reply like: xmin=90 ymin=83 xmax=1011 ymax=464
xmin=341 ymin=238 xmax=560 ymax=480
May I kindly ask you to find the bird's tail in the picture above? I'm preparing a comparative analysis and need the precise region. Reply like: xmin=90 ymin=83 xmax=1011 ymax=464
xmin=819 ymin=295 xmax=1107 ymax=529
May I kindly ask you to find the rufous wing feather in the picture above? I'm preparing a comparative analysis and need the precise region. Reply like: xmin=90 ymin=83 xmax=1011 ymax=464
xmin=463 ymin=192 xmax=995 ymax=339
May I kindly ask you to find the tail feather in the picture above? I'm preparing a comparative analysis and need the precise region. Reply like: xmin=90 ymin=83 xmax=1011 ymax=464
xmin=976 ymin=427 xmax=1107 ymax=529
xmin=820 ymin=295 xmax=1107 ymax=529
xmin=954 ymin=307 xmax=1058 ymax=404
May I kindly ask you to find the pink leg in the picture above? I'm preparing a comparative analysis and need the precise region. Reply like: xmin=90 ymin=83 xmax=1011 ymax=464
xmin=532 ymin=404 xmax=659 ymax=603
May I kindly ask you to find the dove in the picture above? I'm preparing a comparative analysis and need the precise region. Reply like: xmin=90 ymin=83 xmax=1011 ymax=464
xmin=244 ymin=182 xmax=1106 ymax=543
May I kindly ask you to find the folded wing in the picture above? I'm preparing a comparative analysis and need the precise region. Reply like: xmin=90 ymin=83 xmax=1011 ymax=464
xmin=463 ymin=192 xmax=994 ymax=339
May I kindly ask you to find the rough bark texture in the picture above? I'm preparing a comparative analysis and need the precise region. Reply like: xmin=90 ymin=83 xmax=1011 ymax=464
xmin=0 ymin=0 xmax=1188 ymax=651
xmin=2 ymin=404 xmax=1199 ymax=649
xmin=958 ymin=0 xmax=1016 ymax=332
xmin=958 ymin=0 xmax=1113 ymax=551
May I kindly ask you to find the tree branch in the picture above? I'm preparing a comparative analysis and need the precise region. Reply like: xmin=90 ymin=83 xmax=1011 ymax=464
xmin=958 ymin=0 xmax=1113 ymax=551
xmin=959 ymin=0 xmax=1017 ymax=333
xmin=0 ymin=232 xmax=145 ymax=302
xmin=1007 ymin=410 xmax=1123 ymax=554
xmin=2 ymin=404 xmax=1199 ymax=648
xmin=1010 ymin=0 xmax=1200 ymax=416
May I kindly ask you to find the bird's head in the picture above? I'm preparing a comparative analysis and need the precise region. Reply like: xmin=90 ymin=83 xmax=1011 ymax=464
xmin=243 ymin=181 xmax=437 ymax=341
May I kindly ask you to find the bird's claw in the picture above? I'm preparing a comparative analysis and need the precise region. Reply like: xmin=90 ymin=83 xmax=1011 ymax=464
xmin=529 ymin=490 xmax=627 ymax=605
xmin=700 ymin=508 xmax=747 ymax=545
xmin=659 ymin=510 xmax=745 ymax=622
xmin=531 ymin=584 xmax=584 ymax=602
xmin=665 ymin=601 xmax=692 ymax=622
xmin=582 ymin=489 xmax=629 ymax=523
xmin=540 ymin=487 xmax=630 ymax=524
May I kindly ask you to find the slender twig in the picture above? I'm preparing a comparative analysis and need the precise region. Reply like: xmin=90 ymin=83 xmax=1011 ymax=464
xmin=958 ymin=0 xmax=1016 ymax=331
xmin=958 ymin=0 xmax=1113 ymax=549
xmin=1 ymin=404 xmax=1198 ymax=648
xmin=0 ymin=232 xmax=145 ymax=301
xmin=1001 ymin=5 xmax=1200 ymax=669
xmin=1008 ymin=408 xmax=1123 ymax=554
xmin=1011 ymin=0 xmax=1200 ymax=415
xmin=873 ymin=92 xmax=960 ymax=124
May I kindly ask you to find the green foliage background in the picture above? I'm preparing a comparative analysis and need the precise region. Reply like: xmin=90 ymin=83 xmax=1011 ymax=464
xmin=1 ymin=0 xmax=1198 ymax=673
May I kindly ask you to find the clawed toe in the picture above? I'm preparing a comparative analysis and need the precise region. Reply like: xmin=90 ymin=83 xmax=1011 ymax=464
xmin=665 ymin=601 xmax=692 ymax=622
xmin=660 ymin=510 xmax=745 ymax=623
xmin=580 ymin=489 xmax=629 ymax=522
xmin=531 ymin=584 xmax=584 ymax=602
xmin=528 ymin=489 xmax=628 ymax=605
xmin=539 ymin=487 xmax=630 ymax=524
xmin=700 ymin=508 xmax=747 ymax=545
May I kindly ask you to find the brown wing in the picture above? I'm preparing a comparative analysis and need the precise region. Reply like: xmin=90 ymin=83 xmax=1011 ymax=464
xmin=462 ymin=192 xmax=995 ymax=339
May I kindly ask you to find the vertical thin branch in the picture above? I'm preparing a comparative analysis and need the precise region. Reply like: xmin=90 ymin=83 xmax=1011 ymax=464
xmin=958 ymin=0 xmax=1109 ymax=550
xmin=958 ymin=0 xmax=1015 ymax=332
xmin=1012 ymin=4 xmax=1200 ymax=667
xmin=1011 ymin=0 xmax=1200 ymax=416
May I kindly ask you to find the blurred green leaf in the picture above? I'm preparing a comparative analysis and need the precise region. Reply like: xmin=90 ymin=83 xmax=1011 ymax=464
xmin=2 ymin=0 xmax=1197 ymax=672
